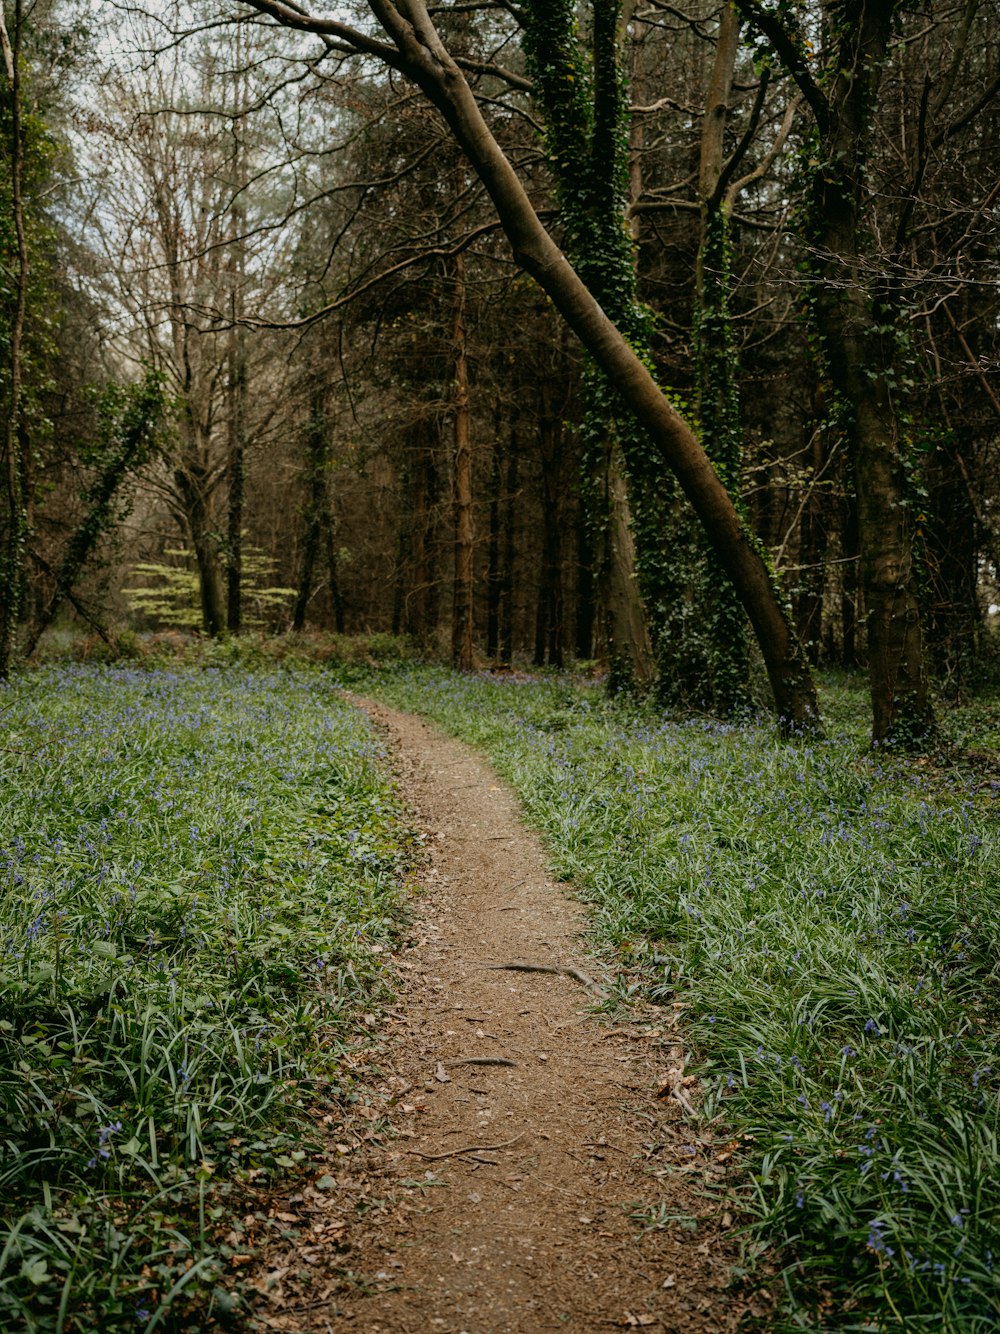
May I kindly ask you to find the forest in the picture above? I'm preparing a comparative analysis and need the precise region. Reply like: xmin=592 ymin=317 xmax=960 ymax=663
xmin=1 ymin=0 xmax=999 ymax=1330
xmin=0 ymin=0 xmax=997 ymax=734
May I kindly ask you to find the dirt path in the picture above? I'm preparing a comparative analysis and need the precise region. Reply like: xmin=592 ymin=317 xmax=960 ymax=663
xmin=251 ymin=702 xmax=746 ymax=1332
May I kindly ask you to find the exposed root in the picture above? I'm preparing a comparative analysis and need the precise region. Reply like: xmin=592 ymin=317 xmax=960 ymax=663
xmin=479 ymin=959 xmax=607 ymax=998
xmin=407 ymin=1132 xmax=526 ymax=1162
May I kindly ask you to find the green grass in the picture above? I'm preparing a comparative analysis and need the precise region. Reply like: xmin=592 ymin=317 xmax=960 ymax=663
xmin=352 ymin=663 xmax=1000 ymax=1332
xmin=0 ymin=662 xmax=409 ymax=1331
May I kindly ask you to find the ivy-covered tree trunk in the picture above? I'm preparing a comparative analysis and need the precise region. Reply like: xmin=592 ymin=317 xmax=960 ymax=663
xmin=322 ymin=507 xmax=345 ymax=633
xmin=245 ymin=0 xmax=820 ymax=728
xmin=807 ymin=7 xmax=931 ymax=743
xmin=687 ymin=3 xmax=751 ymax=711
xmin=521 ymin=0 xmax=663 ymax=693
xmin=0 ymin=2 xmax=28 ymax=678
xmin=736 ymin=0 xmax=932 ymax=745
xmin=25 ymin=375 xmax=162 ymax=655
xmin=574 ymin=503 xmax=594 ymax=660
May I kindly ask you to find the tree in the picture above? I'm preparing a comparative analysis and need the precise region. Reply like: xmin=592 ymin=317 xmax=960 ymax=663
xmin=0 ymin=0 xmax=28 ymax=677
xmin=237 ymin=0 xmax=820 ymax=730
xmin=733 ymin=0 xmax=933 ymax=743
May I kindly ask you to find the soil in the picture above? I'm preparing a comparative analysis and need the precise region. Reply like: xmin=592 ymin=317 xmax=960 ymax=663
xmin=246 ymin=702 xmax=755 ymax=1333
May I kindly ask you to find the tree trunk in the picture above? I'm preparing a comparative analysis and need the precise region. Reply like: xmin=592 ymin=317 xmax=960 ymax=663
xmin=292 ymin=389 xmax=327 ymax=632
xmin=407 ymin=417 xmax=441 ymax=642
xmin=248 ymin=0 xmax=819 ymax=726
xmin=340 ymin=0 xmax=819 ymax=727
xmin=801 ymin=3 xmax=932 ymax=743
xmin=793 ymin=425 xmax=828 ymax=666
xmin=0 ymin=2 xmax=28 ymax=677
xmin=595 ymin=443 xmax=656 ymax=693
xmin=685 ymin=3 xmax=750 ymax=712
xmin=175 ymin=463 xmax=225 ymax=637
xmin=533 ymin=396 xmax=564 ymax=668
xmin=486 ymin=429 xmax=502 ymax=659
xmin=499 ymin=418 xmax=517 ymax=665
xmin=734 ymin=0 xmax=931 ymax=743
xmin=226 ymin=318 xmax=246 ymax=634
xmin=575 ymin=502 xmax=594 ymax=661
xmin=451 ymin=252 xmax=474 ymax=671
xmin=322 ymin=510 xmax=345 ymax=633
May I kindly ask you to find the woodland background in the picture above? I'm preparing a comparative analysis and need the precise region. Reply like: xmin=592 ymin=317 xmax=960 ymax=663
xmin=1 ymin=0 xmax=998 ymax=737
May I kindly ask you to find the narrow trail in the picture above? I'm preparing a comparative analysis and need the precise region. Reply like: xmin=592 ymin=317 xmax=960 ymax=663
xmin=255 ymin=702 xmax=748 ymax=1332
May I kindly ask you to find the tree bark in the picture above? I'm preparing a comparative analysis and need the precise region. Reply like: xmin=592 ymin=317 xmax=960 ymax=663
xmin=242 ymin=0 xmax=819 ymax=728
xmin=175 ymin=463 xmax=225 ymax=637
xmin=499 ymin=418 xmax=517 ymax=665
xmin=575 ymin=502 xmax=594 ymax=661
xmin=486 ymin=427 xmax=502 ymax=659
xmin=226 ymin=318 xmax=246 ymax=634
xmin=735 ymin=0 xmax=932 ymax=743
xmin=293 ymin=388 xmax=327 ymax=632
xmin=595 ymin=443 xmax=656 ymax=693
xmin=803 ymin=3 xmax=932 ymax=743
xmin=322 ymin=510 xmax=345 ymax=633
xmin=0 ymin=1 xmax=28 ymax=677
xmin=533 ymin=389 xmax=564 ymax=667
xmin=451 ymin=251 xmax=474 ymax=671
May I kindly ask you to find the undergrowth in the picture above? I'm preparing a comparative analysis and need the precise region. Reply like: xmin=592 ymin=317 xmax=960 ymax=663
xmin=0 ymin=663 xmax=408 ymax=1331
xmin=356 ymin=663 xmax=1000 ymax=1332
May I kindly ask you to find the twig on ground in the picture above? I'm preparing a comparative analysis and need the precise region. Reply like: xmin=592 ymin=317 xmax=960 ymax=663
xmin=444 ymin=1056 xmax=517 ymax=1067
xmin=477 ymin=960 xmax=607 ymax=997
xmin=408 ymin=1132 xmax=526 ymax=1161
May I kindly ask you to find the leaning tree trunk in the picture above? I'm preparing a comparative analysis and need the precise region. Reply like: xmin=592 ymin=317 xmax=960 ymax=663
xmin=365 ymin=0 xmax=819 ymax=728
xmin=243 ymin=0 xmax=820 ymax=729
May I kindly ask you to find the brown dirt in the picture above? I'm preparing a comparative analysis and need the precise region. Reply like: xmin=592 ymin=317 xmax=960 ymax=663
xmin=246 ymin=701 xmax=753 ymax=1333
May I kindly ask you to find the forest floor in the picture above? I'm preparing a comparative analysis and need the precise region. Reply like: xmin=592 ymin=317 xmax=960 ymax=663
xmin=247 ymin=700 xmax=755 ymax=1333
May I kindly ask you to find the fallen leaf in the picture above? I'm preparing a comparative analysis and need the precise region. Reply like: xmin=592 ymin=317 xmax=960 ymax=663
xmin=435 ymin=1062 xmax=451 ymax=1083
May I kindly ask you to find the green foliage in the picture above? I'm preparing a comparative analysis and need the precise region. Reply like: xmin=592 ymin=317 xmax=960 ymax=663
xmin=29 ymin=371 xmax=167 ymax=648
xmin=123 ymin=546 xmax=296 ymax=631
xmin=0 ymin=664 xmax=409 ymax=1330
xmin=522 ymin=0 xmax=758 ymax=713
xmin=356 ymin=663 xmax=1000 ymax=1330
xmin=0 ymin=89 xmax=59 ymax=416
